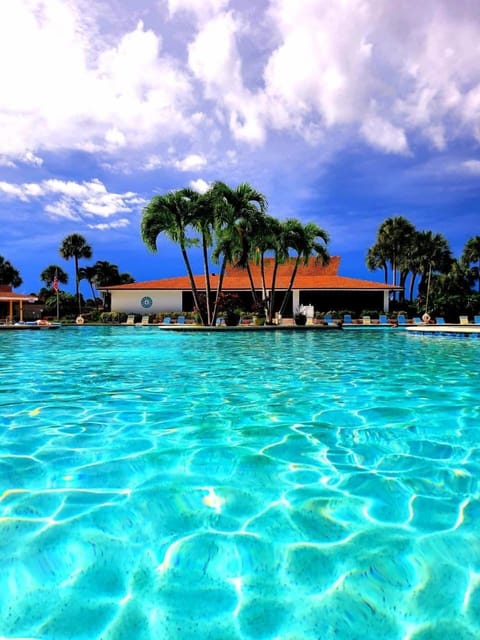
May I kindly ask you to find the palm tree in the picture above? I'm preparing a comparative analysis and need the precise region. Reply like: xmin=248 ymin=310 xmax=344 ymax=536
xmin=78 ymin=266 xmax=98 ymax=308
xmin=185 ymin=188 xmax=216 ymax=325
xmin=462 ymin=235 xmax=480 ymax=292
xmin=0 ymin=255 xmax=22 ymax=287
xmin=209 ymin=181 xmax=268 ymax=323
xmin=405 ymin=231 xmax=452 ymax=302
xmin=367 ymin=217 xmax=416 ymax=299
xmin=90 ymin=260 xmax=134 ymax=310
xmin=59 ymin=234 xmax=92 ymax=314
xmin=40 ymin=265 xmax=68 ymax=290
xmin=141 ymin=190 xmax=204 ymax=321
xmin=366 ymin=243 xmax=388 ymax=284
xmin=277 ymin=220 xmax=330 ymax=317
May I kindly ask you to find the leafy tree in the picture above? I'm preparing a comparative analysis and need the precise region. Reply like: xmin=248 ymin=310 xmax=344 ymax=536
xmin=462 ymin=235 xmax=480 ymax=292
xmin=40 ymin=265 xmax=68 ymax=290
xmin=59 ymin=234 xmax=92 ymax=314
xmin=0 ymin=255 xmax=22 ymax=288
xmin=44 ymin=291 xmax=81 ymax=318
xmin=423 ymin=259 xmax=473 ymax=320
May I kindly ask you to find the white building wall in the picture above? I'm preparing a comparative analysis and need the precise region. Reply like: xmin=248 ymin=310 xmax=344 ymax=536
xmin=110 ymin=290 xmax=183 ymax=314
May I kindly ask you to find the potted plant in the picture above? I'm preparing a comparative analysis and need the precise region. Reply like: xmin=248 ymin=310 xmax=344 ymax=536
xmin=251 ymin=301 xmax=266 ymax=325
xmin=294 ymin=306 xmax=307 ymax=325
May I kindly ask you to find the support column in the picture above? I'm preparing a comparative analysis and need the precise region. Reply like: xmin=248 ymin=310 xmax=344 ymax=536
xmin=292 ymin=290 xmax=300 ymax=316
xmin=383 ymin=291 xmax=389 ymax=313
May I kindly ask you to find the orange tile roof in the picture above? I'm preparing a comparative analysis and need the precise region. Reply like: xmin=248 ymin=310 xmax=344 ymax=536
xmin=0 ymin=285 xmax=37 ymax=302
xmin=103 ymin=257 xmax=401 ymax=291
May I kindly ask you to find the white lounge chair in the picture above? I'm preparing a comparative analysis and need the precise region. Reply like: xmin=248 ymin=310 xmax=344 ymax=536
xmin=124 ymin=314 xmax=135 ymax=325
xmin=139 ymin=315 xmax=150 ymax=325
xmin=459 ymin=316 xmax=469 ymax=325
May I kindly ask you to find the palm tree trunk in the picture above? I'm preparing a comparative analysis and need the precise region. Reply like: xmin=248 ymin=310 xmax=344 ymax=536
xmin=180 ymin=246 xmax=205 ymax=324
xmin=278 ymin=258 xmax=301 ymax=316
xmin=211 ymin=256 xmax=228 ymax=325
xmin=268 ymin=258 xmax=279 ymax=323
xmin=74 ymin=256 xmax=81 ymax=315
xmin=246 ymin=263 xmax=258 ymax=304
xmin=88 ymin=279 xmax=98 ymax=310
xmin=201 ymin=236 xmax=212 ymax=325
xmin=409 ymin=272 xmax=417 ymax=302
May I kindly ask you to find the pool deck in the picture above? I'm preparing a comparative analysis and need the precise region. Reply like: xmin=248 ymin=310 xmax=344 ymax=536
xmin=156 ymin=322 xmax=343 ymax=331
xmin=0 ymin=322 xmax=61 ymax=330
xmin=405 ymin=323 xmax=480 ymax=335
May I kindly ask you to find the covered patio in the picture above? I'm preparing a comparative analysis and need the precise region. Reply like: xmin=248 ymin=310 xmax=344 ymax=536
xmin=0 ymin=285 xmax=38 ymax=324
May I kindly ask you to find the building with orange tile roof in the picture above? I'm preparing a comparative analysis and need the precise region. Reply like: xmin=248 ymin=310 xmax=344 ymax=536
xmin=100 ymin=257 xmax=401 ymax=316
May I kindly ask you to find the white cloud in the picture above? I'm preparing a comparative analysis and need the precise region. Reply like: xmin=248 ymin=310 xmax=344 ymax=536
xmin=189 ymin=178 xmax=210 ymax=193
xmin=0 ymin=177 xmax=145 ymax=223
xmin=1 ymin=0 xmax=480 ymax=169
xmin=87 ymin=218 xmax=130 ymax=230
xmin=361 ymin=116 xmax=409 ymax=155
xmin=168 ymin=0 xmax=229 ymax=22
xmin=462 ymin=160 xmax=480 ymax=174
xmin=0 ymin=3 xmax=195 ymax=159
xmin=174 ymin=154 xmax=207 ymax=171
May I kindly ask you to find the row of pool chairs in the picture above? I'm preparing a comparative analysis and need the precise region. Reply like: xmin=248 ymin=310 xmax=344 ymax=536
xmin=341 ymin=315 xmax=480 ymax=325
xmin=124 ymin=315 xmax=186 ymax=326
xmin=125 ymin=314 xmax=480 ymax=326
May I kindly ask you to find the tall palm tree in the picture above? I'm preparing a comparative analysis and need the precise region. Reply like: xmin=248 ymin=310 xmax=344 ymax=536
xmin=141 ymin=190 xmax=204 ymax=321
xmin=40 ymin=265 xmax=68 ymax=290
xmin=185 ymin=188 xmax=216 ymax=325
xmin=209 ymin=181 xmax=268 ymax=323
xmin=415 ymin=231 xmax=452 ymax=299
xmin=367 ymin=217 xmax=416 ymax=299
xmin=278 ymin=220 xmax=330 ymax=317
xmin=59 ymin=234 xmax=92 ymax=314
xmin=405 ymin=231 xmax=452 ymax=302
xmin=462 ymin=235 xmax=480 ymax=292
xmin=78 ymin=266 xmax=98 ymax=308
xmin=366 ymin=243 xmax=388 ymax=284
xmin=0 ymin=255 xmax=22 ymax=287
xmin=91 ymin=260 xmax=122 ymax=287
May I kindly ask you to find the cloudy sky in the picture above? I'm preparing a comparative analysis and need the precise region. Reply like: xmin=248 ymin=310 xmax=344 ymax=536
xmin=1 ymin=0 xmax=479 ymax=295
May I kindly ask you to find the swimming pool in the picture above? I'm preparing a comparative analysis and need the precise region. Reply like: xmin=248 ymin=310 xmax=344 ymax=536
xmin=0 ymin=327 xmax=479 ymax=639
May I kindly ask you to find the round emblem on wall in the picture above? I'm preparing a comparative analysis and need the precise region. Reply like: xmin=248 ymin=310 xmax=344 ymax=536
xmin=141 ymin=296 xmax=153 ymax=308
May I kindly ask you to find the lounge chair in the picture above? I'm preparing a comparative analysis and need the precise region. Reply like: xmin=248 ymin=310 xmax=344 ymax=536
xmin=459 ymin=316 xmax=469 ymax=325
xmin=162 ymin=317 xmax=171 ymax=325
xmin=397 ymin=315 xmax=406 ymax=325
xmin=362 ymin=316 xmax=371 ymax=325
xmin=177 ymin=316 xmax=186 ymax=325
xmin=343 ymin=314 xmax=352 ymax=324
xmin=379 ymin=315 xmax=388 ymax=325
xmin=413 ymin=317 xmax=422 ymax=325
xmin=216 ymin=317 xmax=225 ymax=326
xmin=140 ymin=315 xmax=150 ymax=325
xmin=124 ymin=314 xmax=135 ymax=325
xmin=436 ymin=317 xmax=446 ymax=324
xmin=324 ymin=314 xmax=333 ymax=324
xmin=474 ymin=316 xmax=480 ymax=325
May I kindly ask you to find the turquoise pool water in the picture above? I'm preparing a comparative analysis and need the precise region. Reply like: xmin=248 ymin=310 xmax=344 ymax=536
xmin=0 ymin=327 xmax=479 ymax=640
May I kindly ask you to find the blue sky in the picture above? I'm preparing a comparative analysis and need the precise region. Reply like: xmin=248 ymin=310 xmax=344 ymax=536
xmin=1 ymin=0 xmax=479 ymax=296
